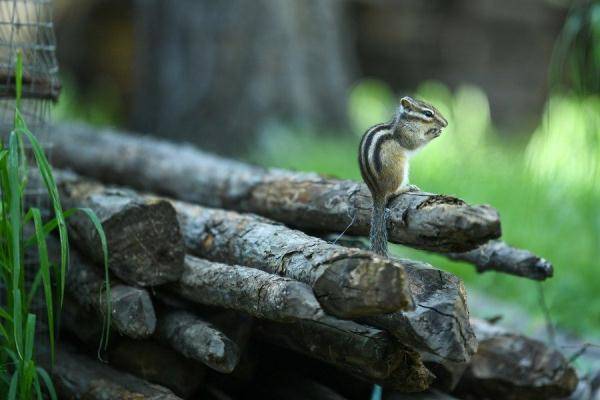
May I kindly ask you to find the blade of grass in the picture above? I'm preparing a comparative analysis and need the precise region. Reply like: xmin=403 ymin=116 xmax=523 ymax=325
xmin=76 ymin=207 xmax=111 ymax=352
xmin=35 ymin=367 xmax=56 ymax=400
xmin=30 ymin=208 xmax=55 ymax=364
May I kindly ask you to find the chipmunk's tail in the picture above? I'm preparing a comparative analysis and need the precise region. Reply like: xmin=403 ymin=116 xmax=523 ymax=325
xmin=369 ymin=195 xmax=388 ymax=257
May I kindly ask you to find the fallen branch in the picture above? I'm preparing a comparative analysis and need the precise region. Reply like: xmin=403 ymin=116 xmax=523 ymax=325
xmin=53 ymin=170 xmax=185 ymax=286
xmin=171 ymin=199 xmax=413 ymax=318
xmin=50 ymin=344 xmax=182 ymax=400
xmin=108 ymin=339 xmax=205 ymax=398
xmin=454 ymin=318 xmax=578 ymax=400
xmin=447 ymin=240 xmax=554 ymax=280
xmin=49 ymin=122 xmax=501 ymax=252
xmin=156 ymin=308 xmax=241 ymax=373
xmin=170 ymin=255 xmax=324 ymax=321
xmin=66 ymin=246 xmax=157 ymax=338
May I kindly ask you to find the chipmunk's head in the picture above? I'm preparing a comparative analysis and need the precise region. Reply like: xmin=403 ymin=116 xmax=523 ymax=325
xmin=393 ymin=96 xmax=448 ymax=150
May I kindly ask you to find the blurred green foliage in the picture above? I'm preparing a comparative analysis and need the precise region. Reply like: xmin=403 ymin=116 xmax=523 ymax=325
xmin=250 ymin=79 xmax=600 ymax=338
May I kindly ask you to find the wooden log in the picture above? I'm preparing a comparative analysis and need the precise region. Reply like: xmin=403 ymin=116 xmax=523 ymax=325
xmin=50 ymin=344 xmax=182 ymax=400
xmin=384 ymin=389 xmax=459 ymax=399
xmin=363 ymin=259 xmax=477 ymax=366
xmin=169 ymin=255 xmax=324 ymax=321
xmin=250 ymin=372 xmax=350 ymax=400
xmin=155 ymin=308 xmax=240 ymax=373
xmin=48 ymin=122 xmax=501 ymax=253
xmin=53 ymin=170 xmax=185 ymax=286
xmin=108 ymin=339 xmax=205 ymax=398
xmin=326 ymin=234 xmax=553 ymax=282
xmin=453 ymin=318 xmax=579 ymax=400
xmin=172 ymin=199 xmax=413 ymax=318
xmin=255 ymin=317 xmax=434 ymax=392
xmin=66 ymin=246 xmax=157 ymax=338
xmin=447 ymin=240 xmax=554 ymax=281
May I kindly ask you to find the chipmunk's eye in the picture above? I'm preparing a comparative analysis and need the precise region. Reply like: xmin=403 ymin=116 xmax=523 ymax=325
xmin=423 ymin=110 xmax=434 ymax=118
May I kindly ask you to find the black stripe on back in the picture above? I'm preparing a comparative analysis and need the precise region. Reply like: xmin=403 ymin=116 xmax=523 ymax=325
xmin=362 ymin=123 xmax=391 ymax=184
xmin=373 ymin=132 xmax=394 ymax=173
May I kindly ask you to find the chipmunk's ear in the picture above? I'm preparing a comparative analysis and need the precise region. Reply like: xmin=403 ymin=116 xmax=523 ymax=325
xmin=400 ymin=96 xmax=415 ymax=110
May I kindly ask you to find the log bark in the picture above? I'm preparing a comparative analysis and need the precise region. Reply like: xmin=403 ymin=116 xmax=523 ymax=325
xmin=172 ymin=199 xmax=413 ymax=318
xmin=251 ymin=372 xmax=350 ymax=400
xmin=453 ymin=318 xmax=579 ymax=400
xmin=255 ymin=317 xmax=433 ymax=392
xmin=364 ymin=259 xmax=477 ymax=365
xmin=156 ymin=308 xmax=240 ymax=373
xmin=66 ymin=246 xmax=157 ymax=338
xmin=447 ymin=240 xmax=554 ymax=280
xmin=170 ymin=255 xmax=324 ymax=321
xmin=50 ymin=344 xmax=182 ymax=400
xmin=108 ymin=339 xmax=205 ymax=398
xmin=53 ymin=170 xmax=185 ymax=286
xmin=48 ymin=123 xmax=500 ymax=253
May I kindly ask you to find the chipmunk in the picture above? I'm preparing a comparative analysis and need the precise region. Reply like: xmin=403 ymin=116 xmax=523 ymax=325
xmin=358 ymin=96 xmax=448 ymax=256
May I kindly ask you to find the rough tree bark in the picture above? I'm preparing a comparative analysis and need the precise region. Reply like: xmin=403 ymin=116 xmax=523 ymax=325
xmin=65 ymin=246 xmax=157 ymax=338
xmin=108 ymin=339 xmax=205 ymax=398
xmin=254 ymin=318 xmax=433 ymax=392
xmin=47 ymin=123 xmax=500 ymax=253
xmin=156 ymin=308 xmax=240 ymax=374
xmin=52 ymin=170 xmax=185 ymax=286
xmin=132 ymin=0 xmax=355 ymax=155
xmin=49 ymin=345 xmax=182 ymax=400
xmin=170 ymin=255 xmax=324 ymax=321
xmin=171 ymin=199 xmax=412 ymax=318
xmin=364 ymin=259 xmax=477 ymax=389
xmin=454 ymin=319 xmax=578 ymax=400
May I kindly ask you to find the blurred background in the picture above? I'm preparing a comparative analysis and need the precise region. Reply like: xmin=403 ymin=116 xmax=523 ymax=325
xmin=52 ymin=0 xmax=598 ymax=368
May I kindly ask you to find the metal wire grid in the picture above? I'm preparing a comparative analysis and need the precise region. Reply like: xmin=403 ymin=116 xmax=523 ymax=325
xmin=0 ymin=0 xmax=59 ymax=336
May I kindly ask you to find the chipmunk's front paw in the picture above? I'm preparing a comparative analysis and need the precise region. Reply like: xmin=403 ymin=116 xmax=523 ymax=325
xmin=407 ymin=184 xmax=421 ymax=192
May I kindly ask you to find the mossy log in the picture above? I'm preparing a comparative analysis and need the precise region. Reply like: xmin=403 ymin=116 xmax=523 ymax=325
xmin=171 ymin=199 xmax=413 ymax=318
xmin=454 ymin=318 xmax=578 ymax=400
xmin=48 ymin=122 xmax=500 ymax=252
xmin=170 ymin=255 xmax=324 ymax=321
xmin=53 ymin=170 xmax=185 ymax=286
xmin=50 ymin=344 xmax=182 ymax=400
xmin=156 ymin=308 xmax=240 ymax=373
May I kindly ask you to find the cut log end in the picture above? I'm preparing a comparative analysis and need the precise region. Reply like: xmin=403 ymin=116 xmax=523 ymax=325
xmin=313 ymin=256 xmax=413 ymax=318
xmin=158 ymin=309 xmax=241 ymax=373
xmin=102 ymin=198 xmax=185 ymax=286
xmin=110 ymin=285 xmax=157 ymax=338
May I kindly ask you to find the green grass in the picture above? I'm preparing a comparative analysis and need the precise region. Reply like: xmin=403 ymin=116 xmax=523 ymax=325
xmin=249 ymin=80 xmax=600 ymax=338
xmin=0 ymin=51 xmax=111 ymax=399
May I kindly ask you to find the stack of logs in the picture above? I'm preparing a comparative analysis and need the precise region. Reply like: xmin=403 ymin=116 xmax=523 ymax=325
xmin=40 ymin=123 xmax=578 ymax=400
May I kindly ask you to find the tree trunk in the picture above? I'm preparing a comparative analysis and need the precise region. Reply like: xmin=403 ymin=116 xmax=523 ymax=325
xmin=132 ymin=0 xmax=355 ymax=155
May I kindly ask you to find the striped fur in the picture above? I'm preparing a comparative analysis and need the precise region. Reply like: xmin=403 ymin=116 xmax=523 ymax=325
xmin=358 ymin=96 xmax=448 ymax=256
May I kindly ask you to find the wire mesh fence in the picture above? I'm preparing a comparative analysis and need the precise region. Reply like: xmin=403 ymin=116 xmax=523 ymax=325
xmin=0 ymin=0 xmax=60 ymax=338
